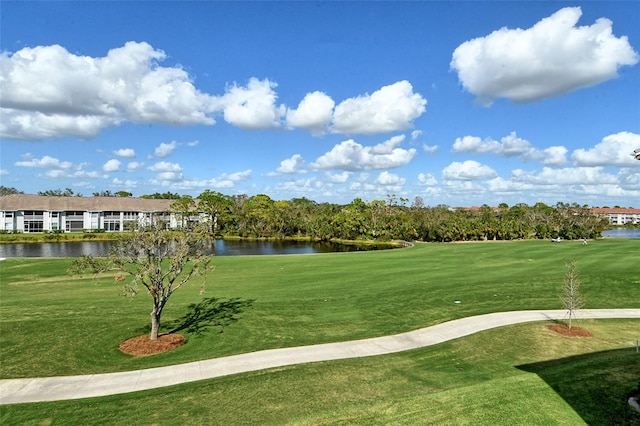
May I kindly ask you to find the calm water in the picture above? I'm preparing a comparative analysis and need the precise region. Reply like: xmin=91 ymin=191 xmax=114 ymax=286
xmin=601 ymin=228 xmax=640 ymax=239
xmin=0 ymin=239 xmax=393 ymax=258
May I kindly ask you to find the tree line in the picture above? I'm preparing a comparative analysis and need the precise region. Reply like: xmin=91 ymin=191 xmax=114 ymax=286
xmin=0 ymin=186 xmax=612 ymax=241
xmin=177 ymin=191 xmax=609 ymax=242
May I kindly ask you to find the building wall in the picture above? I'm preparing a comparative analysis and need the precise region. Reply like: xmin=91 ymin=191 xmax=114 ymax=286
xmin=591 ymin=208 xmax=640 ymax=225
xmin=0 ymin=209 xmax=181 ymax=233
xmin=605 ymin=213 xmax=640 ymax=225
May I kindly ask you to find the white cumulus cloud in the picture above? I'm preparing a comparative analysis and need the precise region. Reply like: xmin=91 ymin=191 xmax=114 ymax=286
xmin=126 ymin=161 xmax=144 ymax=172
xmin=423 ymin=144 xmax=438 ymax=154
xmin=331 ymin=81 xmax=426 ymax=134
xmin=0 ymin=42 xmax=217 ymax=140
xmin=0 ymin=108 xmax=117 ymax=140
xmin=453 ymin=132 xmax=567 ymax=166
xmin=453 ymin=132 xmax=533 ymax=156
xmin=102 ymin=159 xmax=121 ymax=172
xmin=442 ymin=160 xmax=497 ymax=180
xmin=13 ymin=154 xmax=109 ymax=181
xmin=286 ymin=91 xmax=335 ymax=135
xmin=15 ymin=154 xmax=73 ymax=170
xmin=156 ymin=169 xmax=252 ymax=191
xmin=113 ymin=148 xmax=136 ymax=158
xmin=510 ymin=166 xmax=618 ymax=185
xmin=311 ymin=135 xmax=416 ymax=171
xmin=275 ymin=154 xmax=306 ymax=174
xmin=148 ymin=161 xmax=183 ymax=173
xmin=375 ymin=171 xmax=405 ymax=186
xmin=571 ymin=131 xmax=640 ymax=166
xmin=450 ymin=7 xmax=639 ymax=104
xmin=418 ymin=172 xmax=438 ymax=186
xmin=213 ymin=78 xmax=285 ymax=130
xmin=525 ymin=146 xmax=568 ymax=167
xmin=155 ymin=141 xmax=178 ymax=158
xmin=324 ymin=171 xmax=351 ymax=183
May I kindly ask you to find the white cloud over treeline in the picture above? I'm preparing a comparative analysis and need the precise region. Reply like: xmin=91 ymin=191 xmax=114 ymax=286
xmin=450 ymin=7 xmax=638 ymax=104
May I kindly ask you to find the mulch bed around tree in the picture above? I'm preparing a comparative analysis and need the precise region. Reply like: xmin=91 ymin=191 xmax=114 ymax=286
xmin=547 ymin=323 xmax=593 ymax=337
xmin=119 ymin=333 xmax=185 ymax=356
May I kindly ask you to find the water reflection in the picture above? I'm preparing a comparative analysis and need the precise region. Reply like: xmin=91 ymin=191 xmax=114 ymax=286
xmin=0 ymin=239 xmax=393 ymax=258
xmin=601 ymin=228 xmax=640 ymax=239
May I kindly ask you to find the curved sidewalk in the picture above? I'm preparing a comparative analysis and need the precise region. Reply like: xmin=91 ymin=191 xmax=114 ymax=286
xmin=1 ymin=309 xmax=639 ymax=405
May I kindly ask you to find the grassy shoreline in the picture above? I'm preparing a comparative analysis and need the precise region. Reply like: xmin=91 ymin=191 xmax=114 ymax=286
xmin=0 ymin=231 xmax=120 ymax=243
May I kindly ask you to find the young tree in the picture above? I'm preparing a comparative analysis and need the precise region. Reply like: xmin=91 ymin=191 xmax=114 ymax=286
xmin=562 ymin=259 xmax=584 ymax=329
xmin=69 ymin=221 xmax=212 ymax=340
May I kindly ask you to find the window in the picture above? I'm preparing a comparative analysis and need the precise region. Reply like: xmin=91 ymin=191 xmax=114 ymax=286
xmin=51 ymin=212 xmax=60 ymax=231
xmin=103 ymin=211 xmax=121 ymax=232
xmin=104 ymin=211 xmax=120 ymax=220
xmin=90 ymin=212 xmax=100 ymax=230
xmin=105 ymin=221 xmax=121 ymax=232
xmin=123 ymin=212 xmax=139 ymax=228
xmin=3 ymin=212 xmax=14 ymax=231
xmin=65 ymin=211 xmax=84 ymax=232
xmin=24 ymin=221 xmax=44 ymax=232
xmin=23 ymin=211 xmax=44 ymax=233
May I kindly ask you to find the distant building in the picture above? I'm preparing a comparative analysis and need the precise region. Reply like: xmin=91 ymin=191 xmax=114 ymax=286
xmin=0 ymin=194 xmax=182 ymax=233
xmin=591 ymin=207 xmax=640 ymax=225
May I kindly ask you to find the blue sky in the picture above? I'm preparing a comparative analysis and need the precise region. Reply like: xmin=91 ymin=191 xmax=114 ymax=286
xmin=1 ymin=1 xmax=639 ymax=206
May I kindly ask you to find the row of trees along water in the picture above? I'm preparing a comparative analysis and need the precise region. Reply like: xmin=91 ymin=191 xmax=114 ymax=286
xmin=0 ymin=186 xmax=610 ymax=242
xmin=169 ymin=191 xmax=609 ymax=242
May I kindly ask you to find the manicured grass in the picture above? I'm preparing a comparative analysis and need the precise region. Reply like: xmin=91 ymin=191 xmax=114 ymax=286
xmin=1 ymin=240 xmax=639 ymax=424
xmin=1 ymin=320 xmax=638 ymax=425
xmin=1 ymin=239 xmax=639 ymax=378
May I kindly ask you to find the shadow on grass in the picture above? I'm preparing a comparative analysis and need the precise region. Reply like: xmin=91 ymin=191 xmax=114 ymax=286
xmin=164 ymin=297 xmax=255 ymax=336
xmin=517 ymin=348 xmax=640 ymax=425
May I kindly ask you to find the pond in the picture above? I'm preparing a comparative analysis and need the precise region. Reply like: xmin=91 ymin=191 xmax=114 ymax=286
xmin=601 ymin=228 xmax=640 ymax=239
xmin=0 ymin=239 xmax=396 ymax=258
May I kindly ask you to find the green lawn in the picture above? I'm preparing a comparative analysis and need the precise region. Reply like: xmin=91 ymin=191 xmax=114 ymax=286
xmin=1 ymin=320 xmax=638 ymax=425
xmin=1 ymin=239 xmax=639 ymax=424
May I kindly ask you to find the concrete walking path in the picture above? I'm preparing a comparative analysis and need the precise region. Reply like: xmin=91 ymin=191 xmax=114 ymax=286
xmin=1 ymin=309 xmax=639 ymax=405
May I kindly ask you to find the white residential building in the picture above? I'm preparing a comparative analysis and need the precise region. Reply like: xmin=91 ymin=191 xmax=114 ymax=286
xmin=0 ymin=194 xmax=180 ymax=233
xmin=591 ymin=207 xmax=640 ymax=225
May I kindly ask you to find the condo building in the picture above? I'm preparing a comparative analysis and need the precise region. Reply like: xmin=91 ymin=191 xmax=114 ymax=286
xmin=0 ymin=194 xmax=179 ymax=233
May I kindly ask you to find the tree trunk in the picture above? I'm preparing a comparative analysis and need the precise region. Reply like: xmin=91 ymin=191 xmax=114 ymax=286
xmin=150 ymin=310 xmax=161 ymax=340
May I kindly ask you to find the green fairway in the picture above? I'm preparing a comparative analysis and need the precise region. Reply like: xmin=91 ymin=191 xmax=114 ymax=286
xmin=1 ymin=239 xmax=638 ymax=378
xmin=0 ymin=239 xmax=639 ymax=424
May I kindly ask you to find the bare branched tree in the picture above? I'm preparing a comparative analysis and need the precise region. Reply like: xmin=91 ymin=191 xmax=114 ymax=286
xmin=69 ymin=220 xmax=212 ymax=340
xmin=562 ymin=259 xmax=584 ymax=329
